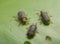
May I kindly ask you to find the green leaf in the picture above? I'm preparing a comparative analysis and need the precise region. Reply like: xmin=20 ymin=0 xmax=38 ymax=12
xmin=0 ymin=0 xmax=60 ymax=44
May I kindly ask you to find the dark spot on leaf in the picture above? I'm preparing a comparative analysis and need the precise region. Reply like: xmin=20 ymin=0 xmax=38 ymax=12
xmin=24 ymin=41 xmax=31 ymax=44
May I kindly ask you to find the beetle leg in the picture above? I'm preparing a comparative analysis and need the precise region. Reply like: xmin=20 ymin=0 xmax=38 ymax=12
xmin=25 ymin=19 xmax=29 ymax=25
xmin=50 ymin=15 xmax=52 ymax=17
xmin=26 ymin=22 xmax=29 ymax=25
xmin=38 ymin=18 xmax=41 ymax=20
xmin=36 ymin=12 xmax=40 ymax=16
xmin=36 ymin=31 xmax=39 ymax=33
xmin=17 ymin=23 xmax=21 ymax=26
xmin=51 ymin=21 xmax=53 ymax=24
xmin=14 ymin=17 xmax=19 ymax=22
xmin=25 ymin=12 xmax=28 ymax=16
xmin=15 ymin=19 xmax=19 ymax=22
xmin=13 ymin=16 xmax=19 ymax=22
xmin=40 ymin=20 xmax=43 ymax=24
xmin=27 ymin=17 xmax=30 ymax=22
xmin=17 ymin=20 xmax=22 ymax=26
xmin=35 ymin=9 xmax=41 ymax=15
xmin=28 ymin=17 xmax=30 ymax=20
xmin=26 ymin=27 xmax=29 ymax=30
xmin=37 ymin=21 xmax=42 ymax=25
xmin=13 ymin=16 xmax=17 ymax=18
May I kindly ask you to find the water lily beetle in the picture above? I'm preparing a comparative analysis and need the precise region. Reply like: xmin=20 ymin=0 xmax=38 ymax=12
xmin=27 ymin=24 xmax=37 ymax=39
xmin=36 ymin=10 xmax=51 ymax=25
xmin=40 ymin=11 xmax=51 ymax=25
xmin=18 ymin=11 xmax=28 ymax=25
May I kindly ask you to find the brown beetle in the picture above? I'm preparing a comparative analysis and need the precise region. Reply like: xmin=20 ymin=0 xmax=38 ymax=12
xmin=27 ymin=24 xmax=37 ymax=39
xmin=40 ymin=11 xmax=50 ymax=25
xmin=18 ymin=11 xmax=28 ymax=25
xmin=36 ymin=10 xmax=52 ymax=25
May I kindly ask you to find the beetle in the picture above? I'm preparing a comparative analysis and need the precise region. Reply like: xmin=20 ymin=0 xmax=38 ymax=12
xmin=18 ymin=11 xmax=28 ymax=25
xmin=36 ymin=10 xmax=51 ymax=25
xmin=45 ymin=35 xmax=52 ymax=41
xmin=27 ymin=24 xmax=37 ymax=39
xmin=40 ymin=11 xmax=51 ymax=25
